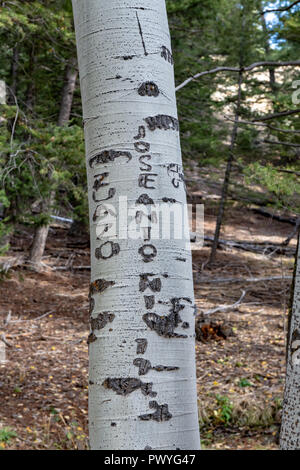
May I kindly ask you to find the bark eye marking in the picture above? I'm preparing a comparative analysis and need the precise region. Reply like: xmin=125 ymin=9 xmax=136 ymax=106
xmin=291 ymin=329 xmax=300 ymax=366
xmin=162 ymin=197 xmax=177 ymax=204
xmin=139 ymin=401 xmax=172 ymax=422
xmin=87 ymin=332 xmax=97 ymax=345
xmin=133 ymin=358 xmax=179 ymax=376
xmin=89 ymin=296 xmax=95 ymax=314
xmin=138 ymin=82 xmax=159 ymax=97
xmin=90 ymin=279 xmax=115 ymax=295
xmin=136 ymin=194 xmax=154 ymax=205
xmin=103 ymin=378 xmax=157 ymax=397
xmin=133 ymin=358 xmax=152 ymax=375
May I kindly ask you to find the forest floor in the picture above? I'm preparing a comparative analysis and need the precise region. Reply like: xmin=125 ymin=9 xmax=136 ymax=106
xmin=0 ymin=166 xmax=298 ymax=450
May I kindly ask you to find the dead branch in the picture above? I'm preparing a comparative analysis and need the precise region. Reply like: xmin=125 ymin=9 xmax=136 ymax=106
xmin=251 ymin=208 xmax=298 ymax=226
xmin=0 ymin=333 xmax=12 ymax=348
xmin=252 ymin=108 xmax=300 ymax=122
xmin=176 ymin=61 xmax=300 ymax=91
xmin=196 ymin=275 xmax=293 ymax=284
xmin=204 ymin=235 xmax=296 ymax=256
xmin=202 ymin=290 xmax=246 ymax=315
xmin=282 ymin=218 xmax=300 ymax=246
xmin=9 ymin=310 xmax=55 ymax=324
xmin=275 ymin=168 xmax=300 ymax=176
xmin=52 ymin=265 xmax=91 ymax=271
xmin=259 ymin=139 xmax=300 ymax=148
xmin=224 ymin=115 xmax=300 ymax=134
xmin=261 ymin=1 xmax=300 ymax=14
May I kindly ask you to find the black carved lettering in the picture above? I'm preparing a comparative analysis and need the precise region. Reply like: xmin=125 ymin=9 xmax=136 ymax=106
xmin=143 ymin=297 xmax=191 ymax=338
xmin=89 ymin=150 xmax=132 ymax=168
xmin=139 ymin=274 xmax=162 ymax=293
xmin=93 ymin=172 xmax=109 ymax=191
xmin=95 ymin=241 xmax=120 ymax=260
xmin=139 ymin=155 xmax=152 ymax=172
xmin=144 ymin=295 xmax=155 ymax=310
xmin=135 ymin=338 xmax=148 ymax=354
xmin=138 ymin=174 xmax=157 ymax=189
xmin=90 ymin=312 xmax=115 ymax=331
xmin=134 ymin=126 xmax=146 ymax=140
xmin=93 ymin=187 xmax=116 ymax=203
xmin=134 ymin=141 xmax=150 ymax=153
xmin=138 ymin=244 xmax=157 ymax=263
xmin=144 ymin=115 xmax=179 ymax=132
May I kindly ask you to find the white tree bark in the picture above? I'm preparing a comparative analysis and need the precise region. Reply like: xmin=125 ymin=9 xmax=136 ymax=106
xmin=72 ymin=0 xmax=200 ymax=450
xmin=280 ymin=235 xmax=300 ymax=449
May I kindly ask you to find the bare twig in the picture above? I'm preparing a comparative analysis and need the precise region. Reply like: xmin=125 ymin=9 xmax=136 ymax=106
xmin=9 ymin=310 xmax=55 ymax=324
xmin=202 ymin=290 xmax=246 ymax=315
xmin=176 ymin=61 xmax=300 ymax=91
xmin=224 ymin=114 xmax=300 ymax=134
xmin=0 ymin=333 xmax=12 ymax=348
xmin=282 ymin=218 xmax=300 ymax=246
xmin=259 ymin=139 xmax=300 ymax=148
xmin=252 ymin=108 xmax=300 ymax=122
xmin=261 ymin=1 xmax=300 ymax=14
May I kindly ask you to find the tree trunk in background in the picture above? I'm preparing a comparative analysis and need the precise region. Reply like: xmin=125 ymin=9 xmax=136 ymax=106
xmin=72 ymin=0 xmax=200 ymax=450
xmin=28 ymin=59 xmax=77 ymax=269
xmin=26 ymin=45 xmax=36 ymax=113
xmin=209 ymin=70 xmax=243 ymax=264
xmin=58 ymin=57 xmax=78 ymax=126
xmin=28 ymin=191 xmax=55 ymax=269
xmin=29 ymin=225 xmax=51 ymax=267
xmin=280 ymin=233 xmax=300 ymax=449
xmin=261 ymin=12 xmax=277 ymax=95
xmin=8 ymin=46 xmax=19 ymax=104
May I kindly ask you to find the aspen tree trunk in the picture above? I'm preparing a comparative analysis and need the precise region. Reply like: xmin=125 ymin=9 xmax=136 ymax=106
xmin=280 ymin=233 xmax=300 ymax=449
xmin=72 ymin=0 xmax=200 ymax=450
xmin=260 ymin=12 xmax=277 ymax=95
xmin=8 ymin=46 xmax=19 ymax=104
xmin=58 ymin=58 xmax=78 ymax=126
xmin=29 ymin=59 xmax=77 ymax=268
xmin=209 ymin=70 xmax=243 ymax=264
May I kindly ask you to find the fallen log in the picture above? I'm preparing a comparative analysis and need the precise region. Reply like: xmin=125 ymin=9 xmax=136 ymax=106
xmin=196 ymin=275 xmax=293 ymax=284
xmin=251 ymin=208 xmax=298 ymax=226
xmin=203 ymin=235 xmax=296 ymax=256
